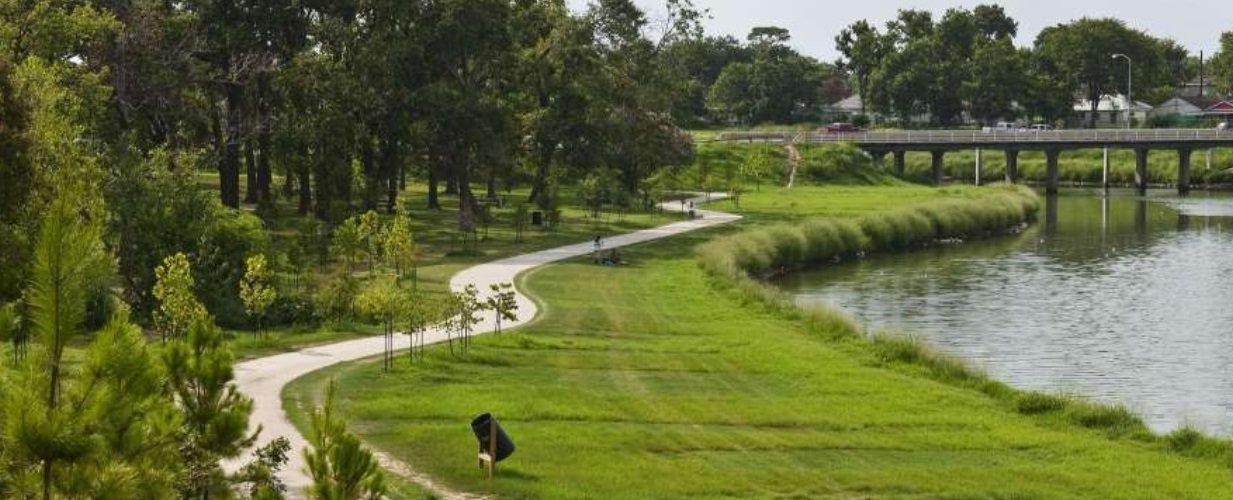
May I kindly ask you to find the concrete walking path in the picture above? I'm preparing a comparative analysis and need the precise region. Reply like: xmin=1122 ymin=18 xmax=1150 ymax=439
xmin=230 ymin=194 xmax=741 ymax=497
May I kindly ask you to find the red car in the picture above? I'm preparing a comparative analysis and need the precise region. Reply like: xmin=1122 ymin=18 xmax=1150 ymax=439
xmin=821 ymin=122 xmax=862 ymax=133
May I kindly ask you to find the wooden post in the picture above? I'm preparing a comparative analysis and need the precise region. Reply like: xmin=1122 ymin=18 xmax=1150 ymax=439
xmin=488 ymin=418 xmax=496 ymax=479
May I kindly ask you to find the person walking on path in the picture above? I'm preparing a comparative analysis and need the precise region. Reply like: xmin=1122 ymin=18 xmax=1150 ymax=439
xmin=593 ymin=235 xmax=603 ymax=263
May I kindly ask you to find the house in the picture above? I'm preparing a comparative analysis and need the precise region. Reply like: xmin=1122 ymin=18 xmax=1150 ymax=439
xmin=1072 ymin=94 xmax=1152 ymax=127
xmin=1153 ymin=95 xmax=1233 ymax=120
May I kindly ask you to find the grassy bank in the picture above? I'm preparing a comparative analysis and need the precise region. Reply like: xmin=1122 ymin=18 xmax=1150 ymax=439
xmin=698 ymin=185 xmax=1039 ymax=279
xmin=283 ymin=186 xmax=1233 ymax=498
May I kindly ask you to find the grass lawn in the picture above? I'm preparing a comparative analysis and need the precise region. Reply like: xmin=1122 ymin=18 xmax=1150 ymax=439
xmin=194 ymin=173 xmax=683 ymax=358
xmin=283 ymin=186 xmax=1233 ymax=498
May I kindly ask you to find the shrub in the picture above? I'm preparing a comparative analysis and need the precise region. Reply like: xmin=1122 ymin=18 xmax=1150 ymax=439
xmin=266 ymin=295 xmax=321 ymax=328
xmin=1066 ymin=401 xmax=1146 ymax=435
xmin=1015 ymin=392 xmax=1068 ymax=415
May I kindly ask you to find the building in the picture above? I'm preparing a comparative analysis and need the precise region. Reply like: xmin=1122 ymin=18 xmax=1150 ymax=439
xmin=1072 ymin=94 xmax=1152 ymax=127
xmin=1152 ymin=95 xmax=1233 ymax=121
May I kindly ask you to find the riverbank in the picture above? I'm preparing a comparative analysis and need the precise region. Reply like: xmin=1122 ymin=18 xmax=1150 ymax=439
xmin=282 ymin=185 xmax=1233 ymax=498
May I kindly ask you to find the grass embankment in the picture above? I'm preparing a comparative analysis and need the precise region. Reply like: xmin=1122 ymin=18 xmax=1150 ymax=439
xmin=284 ymin=185 xmax=1233 ymax=498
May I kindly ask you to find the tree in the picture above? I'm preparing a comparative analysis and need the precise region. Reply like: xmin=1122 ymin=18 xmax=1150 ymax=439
xmin=1035 ymin=18 xmax=1168 ymax=128
xmin=162 ymin=315 xmax=258 ymax=498
xmin=357 ymin=275 xmax=402 ymax=372
xmin=357 ymin=210 xmax=382 ymax=274
xmin=835 ymin=20 xmax=888 ymax=116
xmin=330 ymin=217 xmax=364 ymax=272
xmin=486 ymin=283 xmax=519 ymax=335
xmin=305 ymin=380 xmax=387 ymax=500
xmin=154 ymin=252 xmax=208 ymax=341
xmin=966 ymin=38 xmax=1026 ymax=124
xmin=240 ymin=254 xmax=277 ymax=337
xmin=382 ymin=214 xmax=417 ymax=286
xmin=2 ymin=184 xmax=216 ymax=499
xmin=1212 ymin=32 xmax=1233 ymax=95
xmin=741 ymin=149 xmax=774 ymax=191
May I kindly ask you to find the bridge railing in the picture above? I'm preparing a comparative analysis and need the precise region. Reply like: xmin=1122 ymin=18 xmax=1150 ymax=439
xmin=714 ymin=129 xmax=1233 ymax=145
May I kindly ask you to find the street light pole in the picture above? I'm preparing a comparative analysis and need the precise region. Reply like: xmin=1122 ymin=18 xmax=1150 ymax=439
xmin=1112 ymin=53 xmax=1132 ymax=129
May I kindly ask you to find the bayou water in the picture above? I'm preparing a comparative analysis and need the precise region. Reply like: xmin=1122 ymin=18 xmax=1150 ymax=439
xmin=776 ymin=189 xmax=1233 ymax=434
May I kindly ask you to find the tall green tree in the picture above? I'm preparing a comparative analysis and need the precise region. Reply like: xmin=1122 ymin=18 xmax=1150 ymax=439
xmin=1211 ymin=32 xmax=1233 ymax=95
xmin=1035 ymin=18 xmax=1169 ymax=128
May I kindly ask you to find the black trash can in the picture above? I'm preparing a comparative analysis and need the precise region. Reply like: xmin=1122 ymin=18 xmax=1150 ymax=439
xmin=531 ymin=211 xmax=543 ymax=226
xmin=470 ymin=413 xmax=515 ymax=462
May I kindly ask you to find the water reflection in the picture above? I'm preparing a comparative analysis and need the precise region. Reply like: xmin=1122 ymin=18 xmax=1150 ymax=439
xmin=777 ymin=189 xmax=1233 ymax=435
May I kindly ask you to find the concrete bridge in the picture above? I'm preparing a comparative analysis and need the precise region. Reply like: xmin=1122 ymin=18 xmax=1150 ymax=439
xmin=713 ymin=129 xmax=1233 ymax=194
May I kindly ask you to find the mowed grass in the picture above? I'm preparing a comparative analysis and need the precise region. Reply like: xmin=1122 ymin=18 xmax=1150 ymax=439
xmin=285 ymin=190 xmax=1233 ymax=498
xmin=193 ymin=173 xmax=682 ymax=358
xmin=733 ymin=184 xmax=998 ymax=223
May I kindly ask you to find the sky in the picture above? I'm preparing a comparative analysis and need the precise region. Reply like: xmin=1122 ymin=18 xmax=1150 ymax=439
xmin=565 ymin=0 xmax=1228 ymax=63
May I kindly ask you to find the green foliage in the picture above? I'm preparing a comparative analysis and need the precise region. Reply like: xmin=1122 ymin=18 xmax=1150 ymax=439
xmin=316 ymin=269 xmax=359 ymax=324
xmin=240 ymin=254 xmax=277 ymax=333
xmin=381 ymin=214 xmax=416 ymax=279
xmin=697 ymin=186 xmax=1039 ymax=279
xmin=162 ymin=316 xmax=257 ymax=497
xmin=797 ymin=143 xmax=883 ymax=184
xmin=305 ymin=380 xmax=386 ymax=500
xmin=153 ymin=252 xmax=207 ymax=341
xmin=330 ymin=218 xmax=364 ymax=271
xmin=2 ymin=186 xmax=179 ymax=499
xmin=1214 ymin=31 xmax=1233 ymax=95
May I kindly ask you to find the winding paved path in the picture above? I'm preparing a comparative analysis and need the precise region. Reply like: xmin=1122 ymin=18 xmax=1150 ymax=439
xmin=231 ymin=194 xmax=740 ymax=498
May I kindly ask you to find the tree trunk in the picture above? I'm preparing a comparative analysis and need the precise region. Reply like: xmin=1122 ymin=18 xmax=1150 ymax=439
xmin=244 ymin=136 xmax=259 ymax=204
xmin=1088 ymin=84 xmax=1099 ymax=129
xmin=360 ymin=140 xmax=378 ymax=211
xmin=256 ymin=73 xmax=273 ymax=203
xmin=298 ymin=160 xmax=311 ymax=216
xmin=427 ymin=168 xmax=440 ymax=210
xmin=220 ymin=82 xmax=244 ymax=208
xmin=528 ymin=146 xmax=551 ymax=208
xmin=486 ymin=168 xmax=497 ymax=200
xmin=380 ymin=136 xmax=398 ymax=214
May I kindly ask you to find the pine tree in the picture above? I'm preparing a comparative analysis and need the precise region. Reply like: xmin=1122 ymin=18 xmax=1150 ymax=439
xmin=304 ymin=380 xmax=386 ymax=499
xmin=163 ymin=316 xmax=258 ymax=498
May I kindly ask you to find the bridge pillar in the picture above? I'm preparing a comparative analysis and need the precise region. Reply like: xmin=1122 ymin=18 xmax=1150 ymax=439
xmin=1044 ymin=148 xmax=1060 ymax=195
xmin=893 ymin=151 xmax=906 ymax=177
xmin=1134 ymin=148 xmax=1149 ymax=195
xmin=930 ymin=150 xmax=945 ymax=186
xmin=1102 ymin=148 xmax=1110 ymax=193
xmin=1178 ymin=148 xmax=1192 ymax=195
xmin=868 ymin=150 xmax=889 ymax=171
xmin=1004 ymin=149 xmax=1019 ymax=183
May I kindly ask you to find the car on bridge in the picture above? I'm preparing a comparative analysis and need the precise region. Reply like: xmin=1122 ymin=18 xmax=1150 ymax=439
xmin=820 ymin=122 xmax=862 ymax=133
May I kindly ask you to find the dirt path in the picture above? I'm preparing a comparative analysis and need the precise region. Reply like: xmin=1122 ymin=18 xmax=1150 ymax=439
xmin=229 ymin=194 xmax=741 ymax=499
xmin=785 ymin=143 xmax=801 ymax=188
